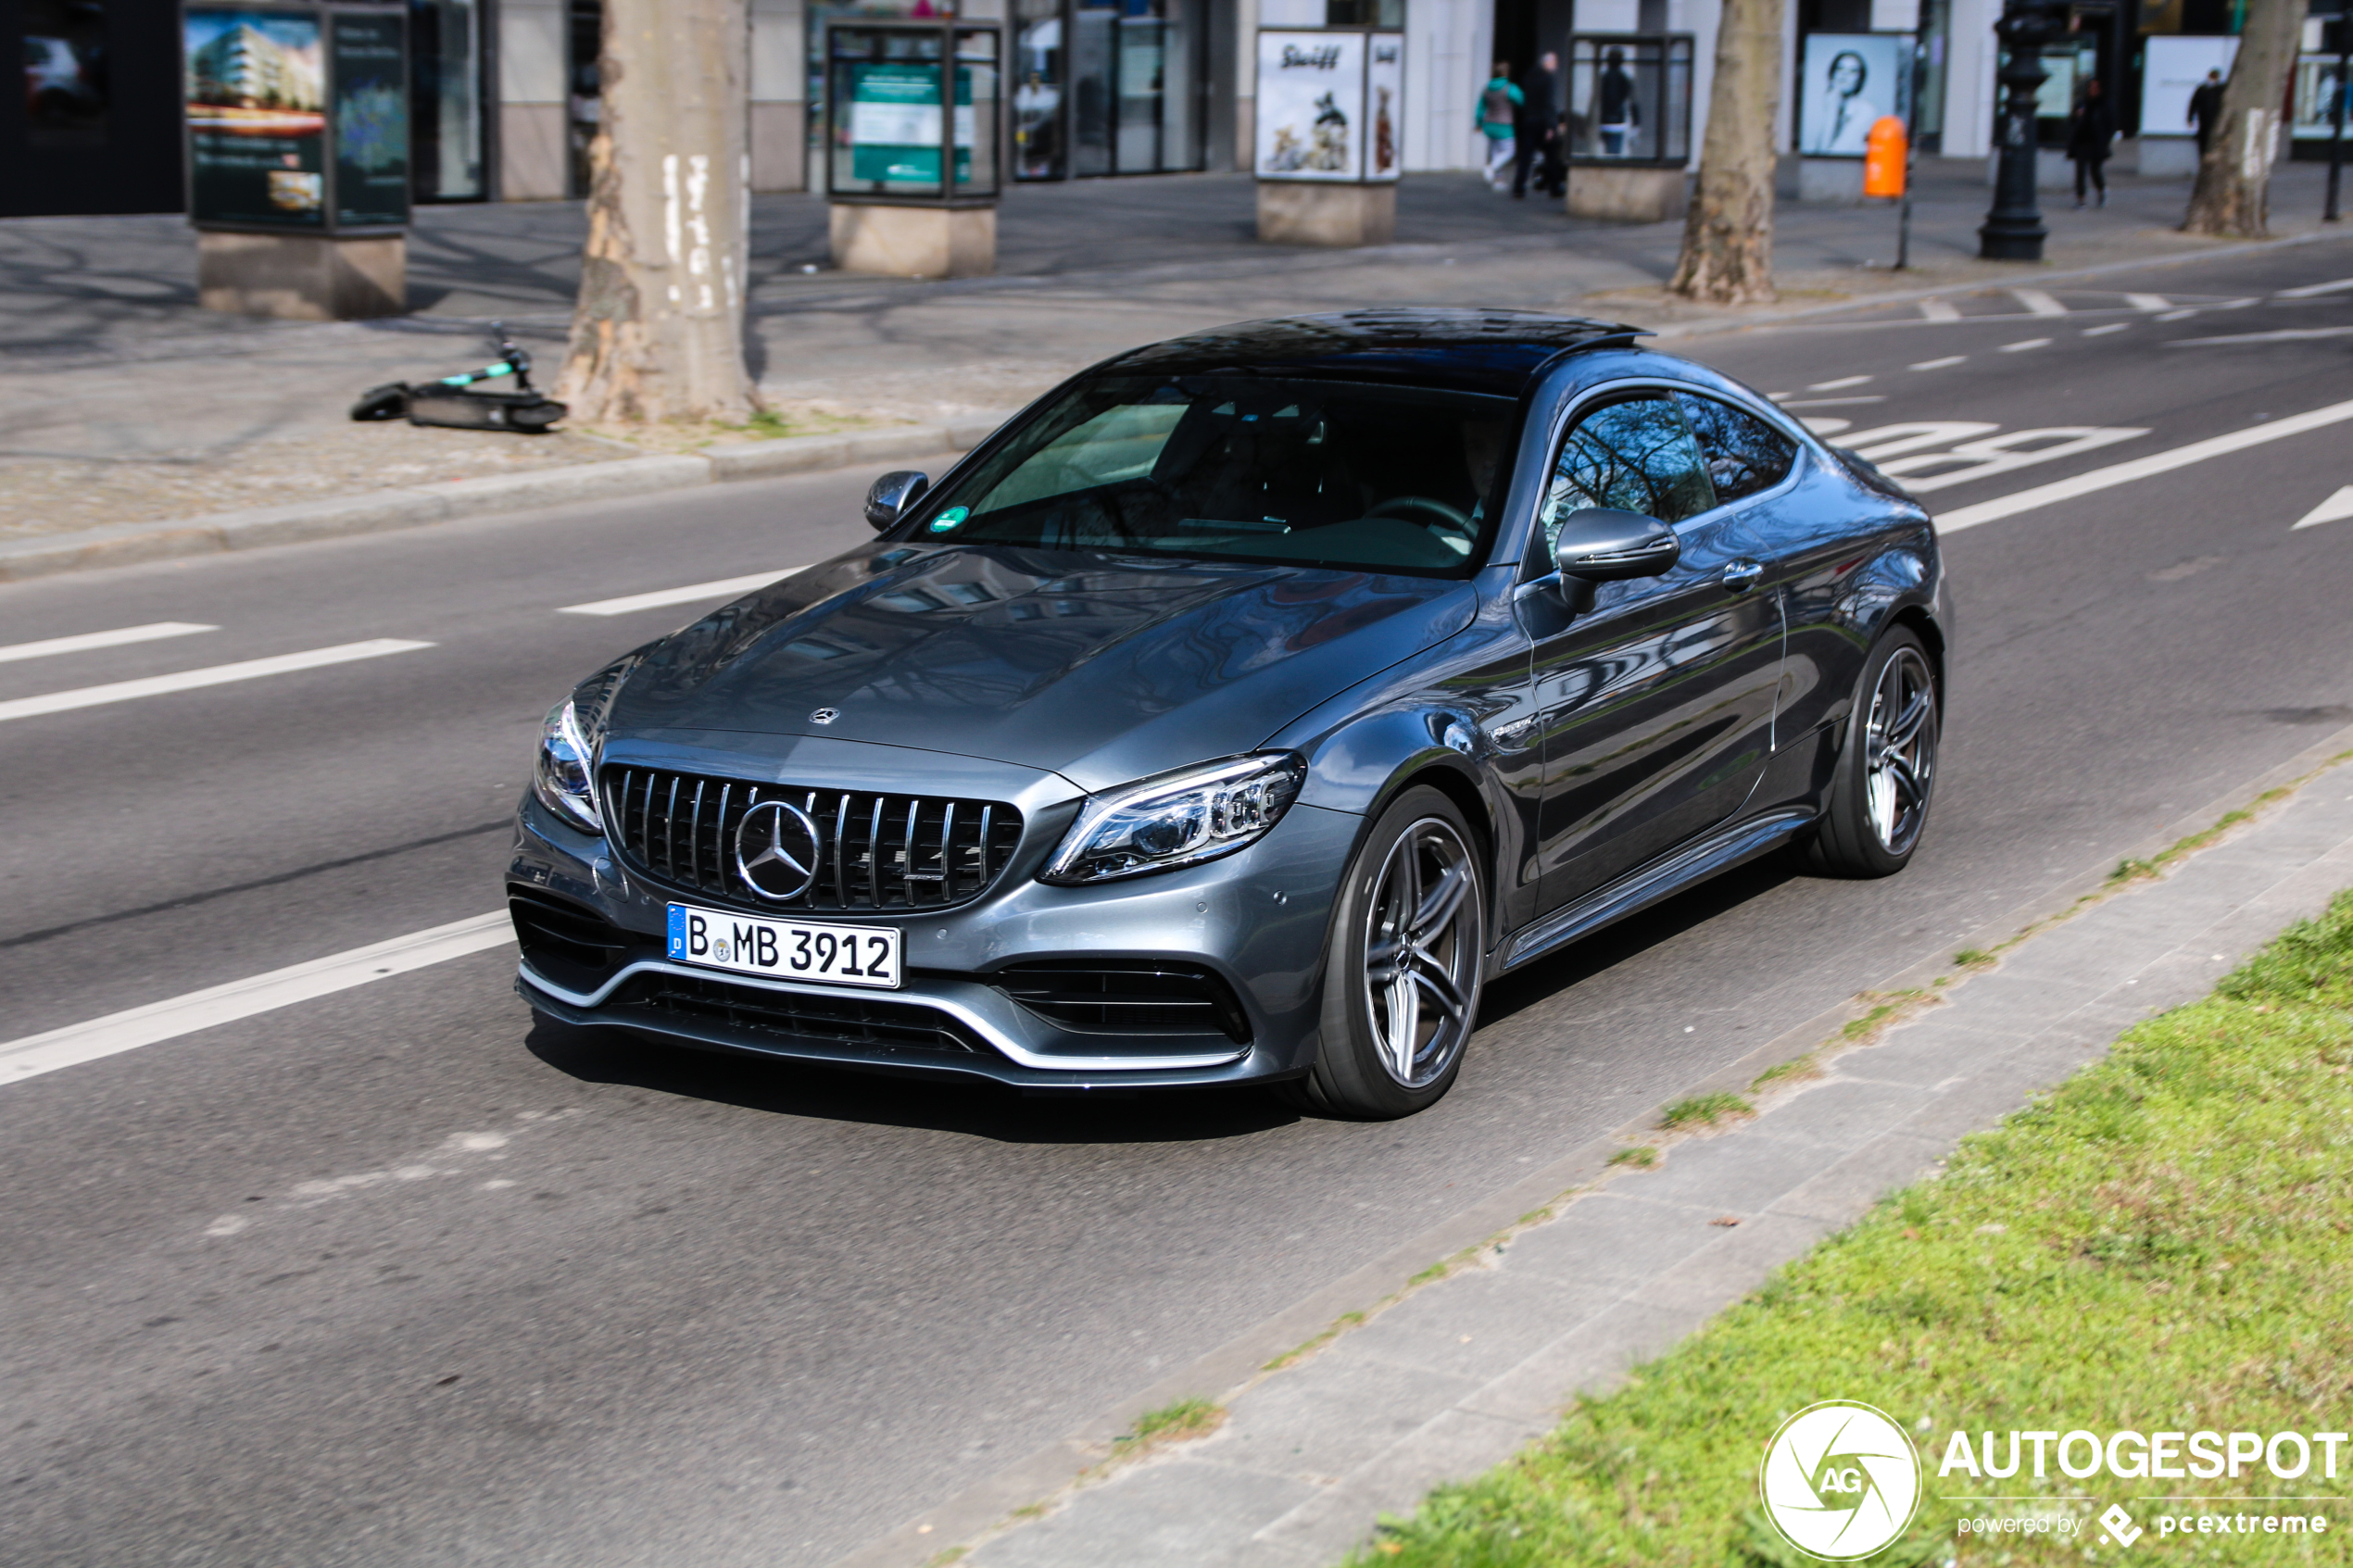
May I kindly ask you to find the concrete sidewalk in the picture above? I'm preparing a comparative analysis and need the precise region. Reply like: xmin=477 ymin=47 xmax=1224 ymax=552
xmin=826 ymin=725 xmax=2353 ymax=1568
xmin=4 ymin=160 xmax=2343 ymax=547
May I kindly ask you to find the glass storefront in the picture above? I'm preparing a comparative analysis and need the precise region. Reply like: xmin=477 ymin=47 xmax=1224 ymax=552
xmin=409 ymin=0 xmax=485 ymax=199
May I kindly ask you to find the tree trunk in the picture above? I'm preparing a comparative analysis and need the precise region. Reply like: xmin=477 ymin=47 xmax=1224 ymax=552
xmin=1669 ymin=0 xmax=1784 ymax=306
xmin=2183 ymin=0 xmax=2304 ymax=237
xmin=556 ymin=0 xmax=754 ymax=425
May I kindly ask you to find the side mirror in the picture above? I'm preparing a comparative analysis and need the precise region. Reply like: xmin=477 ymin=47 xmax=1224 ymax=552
xmin=1549 ymin=507 xmax=1680 ymax=611
xmin=864 ymin=470 xmax=930 ymax=532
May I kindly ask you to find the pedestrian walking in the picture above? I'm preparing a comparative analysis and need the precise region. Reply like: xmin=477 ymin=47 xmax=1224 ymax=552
xmin=1593 ymin=45 xmax=1641 ymax=157
xmin=2068 ymin=77 xmax=2115 ymax=207
xmin=1513 ymin=52 xmax=1560 ymax=199
xmin=2188 ymin=68 xmax=2224 ymax=156
xmin=1477 ymin=62 xmax=1522 ymax=191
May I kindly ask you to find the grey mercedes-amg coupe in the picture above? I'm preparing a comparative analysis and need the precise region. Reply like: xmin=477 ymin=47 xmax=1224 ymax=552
xmin=509 ymin=308 xmax=1948 ymax=1118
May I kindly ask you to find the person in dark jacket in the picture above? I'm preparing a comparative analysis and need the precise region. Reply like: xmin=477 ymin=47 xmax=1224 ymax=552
xmin=2187 ymin=68 xmax=2224 ymax=155
xmin=2068 ymin=76 xmax=2115 ymax=207
xmin=1513 ymin=51 xmax=1560 ymax=199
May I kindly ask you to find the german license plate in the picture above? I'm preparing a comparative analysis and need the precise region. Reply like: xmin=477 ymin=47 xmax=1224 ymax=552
xmin=665 ymin=902 xmax=901 ymax=990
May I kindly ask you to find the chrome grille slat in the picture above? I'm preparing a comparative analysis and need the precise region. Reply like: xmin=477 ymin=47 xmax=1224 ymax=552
xmin=600 ymin=767 xmax=1022 ymax=914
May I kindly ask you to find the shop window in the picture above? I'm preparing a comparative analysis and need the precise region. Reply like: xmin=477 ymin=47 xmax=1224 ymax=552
xmin=25 ymin=0 xmax=109 ymax=149
xmin=410 ymin=0 xmax=485 ymax=200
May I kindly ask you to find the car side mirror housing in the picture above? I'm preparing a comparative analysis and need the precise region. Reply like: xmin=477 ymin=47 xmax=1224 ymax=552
xmin=864 ymin=470 xmax=930 ymax=532
xmin=1549 ymin=507 xmax=1680 ymax=611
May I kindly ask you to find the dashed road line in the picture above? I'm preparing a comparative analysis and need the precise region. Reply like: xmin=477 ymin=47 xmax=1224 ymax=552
xmin=558 ymin=568 xmax=804 ymax=617
xmin=2164 ymin=326 xmax=2353 ymax=346
xmin=0 ymin=622 xmax=217 ymax=665
xmin=2157 ymin=308 xmax=2200 ymax=321
xmin=1806 ymin=375 xmax=1874 ymax=391
xmin=2082 ymin=323 xmax=2131 ymax=336
xmin=2277 ymin=277 xmax=2353 ymax=298
xmin=0 ymin=913 xmax=513 ymax=1087
xmin=1999 ymin=338 xmax=2051 ymax=352
xmin=1936 ymin=395 xmax=2353 ymax=535
xmin=0 ymin=639 xmax=434 ymax=724
xmin=1908 ymin=356 xmax=1967 ymax=370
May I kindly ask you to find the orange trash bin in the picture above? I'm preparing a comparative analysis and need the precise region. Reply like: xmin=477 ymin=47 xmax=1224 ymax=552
xmin=1864 ymin=116 xmax=1907 ymax=198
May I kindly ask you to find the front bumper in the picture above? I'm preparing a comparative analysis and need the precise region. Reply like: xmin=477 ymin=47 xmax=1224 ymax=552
xmin=506 ymin=789 xmax=1360 ymax=1087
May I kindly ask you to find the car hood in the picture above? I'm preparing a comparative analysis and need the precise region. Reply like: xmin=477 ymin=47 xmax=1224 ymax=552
xmin=606 ymin=543 xmax=1478 ymax=790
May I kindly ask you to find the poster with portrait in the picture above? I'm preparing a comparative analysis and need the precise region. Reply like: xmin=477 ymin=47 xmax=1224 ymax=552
xmin=1365 ymin=33 xmax=1403 ymax=181
xmin=1255 ymin=31 xmax=1365 ymax=181
xmin=331 ymin=10 xmax=409 ymax=229
xmin=186 ymin=7 xmax=327 ymax=227
xmin=1796 ymin=32 xmax=1910 ymax=157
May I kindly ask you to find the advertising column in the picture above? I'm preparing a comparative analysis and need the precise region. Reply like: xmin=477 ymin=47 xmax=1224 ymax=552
xmin=824 ymin=20 xmax=1003 ymax=279
xmin=1252 ymin=27 xmax=1402 ymax=245
xmin=185 ymin=2 xmax=410 ymax=320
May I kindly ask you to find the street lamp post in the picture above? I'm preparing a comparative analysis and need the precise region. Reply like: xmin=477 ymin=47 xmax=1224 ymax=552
xmin=1979 ymin=0 xmax=2065 ymax=260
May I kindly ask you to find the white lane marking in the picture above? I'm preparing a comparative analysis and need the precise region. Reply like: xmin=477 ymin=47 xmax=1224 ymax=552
xmin=1919 ymin=299 xmax=1961 ymax=321
xmin=2277 ymin=276 xmax=2353 ymax=298
xmin=557 ymin=568 xmax=804 ymax=617
xmin=1798 ymin=417 xmax=1853 ymax=435
xmin=1884 ymin=428 xmax=2147 ymax=495
xmin=0 ymin=639 xmax=434 ymax=724
xmin=2163 ymin=326 xmax=2353 ymax=346
xmin=1936 ymin=396 xmax=2353 ymax=535
xmin=2011 ymin=289 xmax=2068 ymax=317
xmin=1806 ymin=374 xmax=1874 ymax=391
xmin=1776 ymin=395 xmax=1885 ymax=408
xmin=1907 ymin=356 xmax=1967 ymax=370
xmin=2293 ymin=486 xmax=2353 ymax=531
xmin=1840 ymin=422 xmax=2002 ymax=461
xmin=0 ymin=622 xmax=218 ymax=665
xmin=2157 ymin=308 xmax=2199 ymax=321
xmin=2217 ymin=297 xmax=2259 ymax=309
xmin=2082 ymin=323 xmax=2131 ymax=336
xmin=2124 ymin=294 xmax=2171 ymax=312
xmin=1999 ymin=338 xmax=2052 ymax=353
xmin=0 ymin=913 xmax=512 ymax=1087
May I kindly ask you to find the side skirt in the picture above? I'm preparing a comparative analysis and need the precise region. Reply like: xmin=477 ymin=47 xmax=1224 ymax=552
xmin=1497 ymin=807 xmax=1818 ymax=974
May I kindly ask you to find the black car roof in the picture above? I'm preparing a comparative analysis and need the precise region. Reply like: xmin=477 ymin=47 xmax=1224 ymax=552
xmin=1101 ymin=308 xmax=1650 ymax=398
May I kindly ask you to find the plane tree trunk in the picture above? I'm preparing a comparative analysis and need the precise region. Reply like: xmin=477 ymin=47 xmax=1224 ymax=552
xmin=556 ymin=0 xmax=754 ymax=425
xmin=1668 ymin=0 xmax=1784 ymax=306
xmin=2183 ymin=0 xmax=2304 ymax=237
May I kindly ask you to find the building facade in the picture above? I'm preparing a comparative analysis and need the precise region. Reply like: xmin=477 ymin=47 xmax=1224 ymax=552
xmin=1 ymin=0 xmax=2335 ymax=218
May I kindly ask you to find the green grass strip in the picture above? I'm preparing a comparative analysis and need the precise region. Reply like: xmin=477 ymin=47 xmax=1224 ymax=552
xmin=1351 ymin=889 xmax=2353 ymax=1567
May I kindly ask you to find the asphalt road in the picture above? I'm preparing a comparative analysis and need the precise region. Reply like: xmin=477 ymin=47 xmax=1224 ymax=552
xmin=3 ymin=239 xmax=2350 ymax=1568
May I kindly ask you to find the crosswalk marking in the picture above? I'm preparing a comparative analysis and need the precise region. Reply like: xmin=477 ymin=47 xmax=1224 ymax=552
xmin=0 ymin=913 xmax=512 ymax=1087
xmin=0 ymin=622 xmax=217 ymax=666
xmin=1936 ymin=396 xmax=2353 ymax=535
xmin=2011 ymin=289 xmax=2068 ymax=317
xmin=1918 ymin=299 xmax=1960 ymax=321
xmin=0 ymin=639 xmax=434 ymax=724
xmin=2124 ymin=294 xmax=2171 ymax=312
xmin=557 ymin=568 xmax=805 ymax=617
xmin=2277 ymin=277 xmax=2353 ymax=298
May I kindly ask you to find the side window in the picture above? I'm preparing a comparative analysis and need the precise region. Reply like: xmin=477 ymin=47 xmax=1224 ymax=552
xmin=1673 ymin=392 xmax=1797 ymax=507
xmin=1539 ymin=395 xmax=1717 ymax=555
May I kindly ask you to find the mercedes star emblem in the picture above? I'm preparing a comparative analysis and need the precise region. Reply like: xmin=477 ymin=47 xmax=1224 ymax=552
xmin=734 ymin=799 xmax=823 ymax=901
xmin=810 ymin=708 xmax=840 ymax=725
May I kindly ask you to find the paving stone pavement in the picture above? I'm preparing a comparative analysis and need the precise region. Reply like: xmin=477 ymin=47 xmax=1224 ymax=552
xmin=948 ymin=758 xmax=2353 ymax=1568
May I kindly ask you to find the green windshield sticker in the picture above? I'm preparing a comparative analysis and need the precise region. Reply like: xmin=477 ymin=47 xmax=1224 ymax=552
xmin=928 ymin=507 xmax=970 ymax=533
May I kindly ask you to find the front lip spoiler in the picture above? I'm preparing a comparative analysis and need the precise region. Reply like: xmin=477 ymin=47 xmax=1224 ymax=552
xmin=517 ymin=958 xmax=1253 ymax=1073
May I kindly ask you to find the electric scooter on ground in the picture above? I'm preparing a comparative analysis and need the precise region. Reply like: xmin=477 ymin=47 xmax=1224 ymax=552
xmin=351 ymin=323 xmax=568 ymax=432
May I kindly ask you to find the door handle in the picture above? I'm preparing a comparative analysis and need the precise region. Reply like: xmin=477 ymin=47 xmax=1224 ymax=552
xmin=1721 ymin=560 xmax=1764 ymax=594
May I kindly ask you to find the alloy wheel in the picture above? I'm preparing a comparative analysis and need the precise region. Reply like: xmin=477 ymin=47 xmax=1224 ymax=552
xmin=1360 ymin=818 xmax=1482 ymax=1089
xmin=1863 ymin=646 xmax=1937 ymax=855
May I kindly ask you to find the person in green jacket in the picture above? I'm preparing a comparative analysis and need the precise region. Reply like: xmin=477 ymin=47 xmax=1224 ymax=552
xmin=1476 ymin=63 xmax=1522 ymax=191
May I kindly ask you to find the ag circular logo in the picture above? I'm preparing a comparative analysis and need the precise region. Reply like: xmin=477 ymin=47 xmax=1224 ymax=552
xmin=1757 ymin=1400 xmax=1921 ymax=1562
xmin=734 ymin=799 xmax=822 ymax=901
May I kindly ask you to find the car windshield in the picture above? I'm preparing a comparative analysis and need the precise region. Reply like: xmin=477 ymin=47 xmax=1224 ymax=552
xmin=911 ymin=375 xmax=1518 ymax=576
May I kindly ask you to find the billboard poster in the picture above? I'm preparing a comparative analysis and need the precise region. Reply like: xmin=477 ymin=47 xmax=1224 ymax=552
xmin=2140 ymin=34 xmax=2237 ymax=139
xmin=186 ymin=7 xmax=327 ymax=227
xmin=846 ymin=60 xmax=973 ymax=189
xmin=1796 ymin=32 xmax=1910 ymax=157
xmin=1365 ymin=33 xmax=1403 ymax=181
xmin=332 ymin=10 xmax=409 ymax=227
xmin=1255 ymin=31 xmax=1365 ymax=181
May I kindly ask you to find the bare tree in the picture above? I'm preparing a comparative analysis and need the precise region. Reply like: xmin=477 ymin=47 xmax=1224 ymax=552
xmin=1669 ymin=0 xmax=1784 ymax=305
xmin=2183 ymin=0 xmax=2304 ymax=236
xmin=557 ymin=0 xmax=755 ymax=425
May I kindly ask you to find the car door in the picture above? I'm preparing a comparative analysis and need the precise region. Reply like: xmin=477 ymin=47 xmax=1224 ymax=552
xmin=1526 ymin=390 xmax=1785 ymax=915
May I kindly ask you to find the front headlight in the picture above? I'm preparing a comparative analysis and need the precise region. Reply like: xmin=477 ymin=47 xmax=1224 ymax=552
xmin=1041 ymin=753 xmax=1306 ymax=884
xmin=533 ymin=698 xmax=602 ymax=834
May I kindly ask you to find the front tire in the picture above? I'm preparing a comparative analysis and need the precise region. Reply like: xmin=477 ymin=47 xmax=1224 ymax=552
xmin=1291 ymin=787 xmax=1487 ymax=1119
xmin=1802 ymin=627 xmax=1939 ymax=878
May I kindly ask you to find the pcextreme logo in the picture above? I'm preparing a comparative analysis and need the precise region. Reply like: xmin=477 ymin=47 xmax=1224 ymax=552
xmin=1758 ymin=1400 xmax=1925 ymax=1561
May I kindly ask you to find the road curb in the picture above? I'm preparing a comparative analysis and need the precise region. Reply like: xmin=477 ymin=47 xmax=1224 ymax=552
xmin=0 ymin=416 xmax=1010 ymax=585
